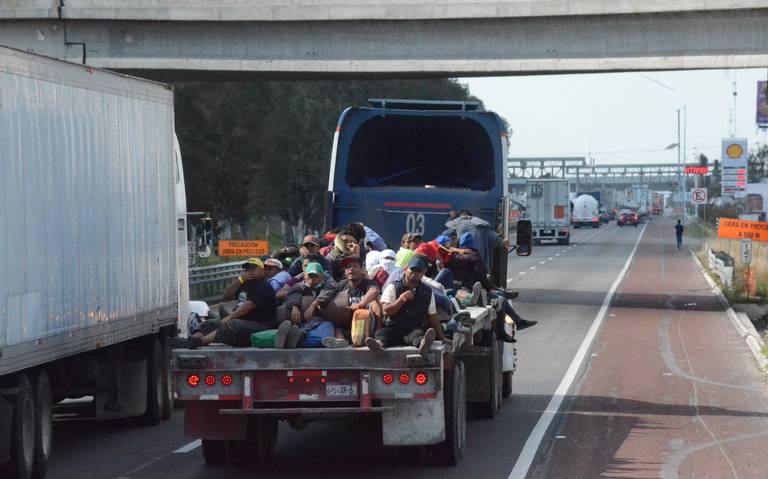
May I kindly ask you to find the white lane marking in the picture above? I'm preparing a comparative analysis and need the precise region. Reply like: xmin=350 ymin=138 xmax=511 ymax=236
xmin=529 ymin=266 xmax=536 ymax=270
xmin=518 ymin=271 xmax=526 ymax=276
xmin=508 ymin=222 xmax=647 ymax=479
xmin=174 ymin=439 xmax=202 ymax=453
xmin=555 ymin=254 xmax=560 ymax=257
xmin=507 ymin=278 xmax=515 ymax=284
xmin=548 ymin=257 xmax=553 ymax=260
xmin=539 ymin=261 xmax=546 ymax=265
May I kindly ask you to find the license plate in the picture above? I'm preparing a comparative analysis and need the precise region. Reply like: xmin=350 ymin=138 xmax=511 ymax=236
xmin=326 ymin=383 xmax=358 ymax=398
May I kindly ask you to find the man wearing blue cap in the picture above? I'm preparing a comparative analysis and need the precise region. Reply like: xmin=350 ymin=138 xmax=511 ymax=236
xmin=366 ymin=256 xmax=444 ymax=357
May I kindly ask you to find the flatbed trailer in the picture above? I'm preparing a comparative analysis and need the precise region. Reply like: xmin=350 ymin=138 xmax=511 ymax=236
xmin=172 ymin=305 xmax=514 ymax=466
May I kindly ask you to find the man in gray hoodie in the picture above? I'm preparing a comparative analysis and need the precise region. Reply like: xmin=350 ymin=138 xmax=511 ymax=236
xmin=443 ymin=210 xmax=506 ymax=272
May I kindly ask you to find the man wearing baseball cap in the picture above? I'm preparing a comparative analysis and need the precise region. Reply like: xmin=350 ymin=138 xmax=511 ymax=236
xmin=187 ymin=257 xmax=277 ymax=349
xmin=288 ymin=235 xmax=332 ymax=277
xmin=366 ymin=256 xmax=444 ymax=357
xmin=263 ymin=257 xmax=291 ymax=293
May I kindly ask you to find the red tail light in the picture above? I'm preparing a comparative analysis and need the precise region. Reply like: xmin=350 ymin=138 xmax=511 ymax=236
xmin=415 ymin=372 xmax=428 ymax=385
xmin=221 ymin=375 xmax=233 ymax=386
xmin=382 ymin=373 xmax=394 ymax=385
xmin=187 ymin=374 xmax=200 ymax=387
xmin=399 ymin=373 xmax=411 ymax=385
xmin=204 ymin=375 xmax=216 ymax=386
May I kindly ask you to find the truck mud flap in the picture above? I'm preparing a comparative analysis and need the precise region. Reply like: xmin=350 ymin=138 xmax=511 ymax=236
xmin=185 ymin=401 xmax=247 ymax=440
xmin=381 ymin=395 xmax=445 ymax=446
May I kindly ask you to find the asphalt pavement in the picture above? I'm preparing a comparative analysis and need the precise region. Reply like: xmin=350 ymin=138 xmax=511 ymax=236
xmin=47 ymin=218 xmax=767 ymax=479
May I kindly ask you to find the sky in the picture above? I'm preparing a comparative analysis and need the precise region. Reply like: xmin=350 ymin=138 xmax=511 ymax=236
xmin=462 ymin=68 xmax=768 ymax=166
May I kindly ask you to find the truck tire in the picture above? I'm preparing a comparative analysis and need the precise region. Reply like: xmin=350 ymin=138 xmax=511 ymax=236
xmin=426 ymin=360 xmax=466 ymax=466
xmin=160 ymin=338 xmax=173 ymax=420
xmin=201 ymin=439 xmax=229 ymax=465
xmin=477 ymin=334 xmax=502 ymax=419
xmin=229 ymin=417 xmax=279 ymax=465
xmin=30 ymin=372 xmax=52 ymax=479
xmin=558 ymin=236 xmax=570 ymax=245
xmin=141 ymin=338 xmax=163 ymax=426
xmin=502 ymin=371 xmax=514 ymax=399
xmin=0 ymin=375 xmax=35 ymax=479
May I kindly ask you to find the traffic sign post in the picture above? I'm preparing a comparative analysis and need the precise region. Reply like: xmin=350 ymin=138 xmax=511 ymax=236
xmin=741 ymin=238 xmax=757 ymax=296
xmin=691 ymin=188 xmax=707 ymax=204
xmin=741 ymin=238 xmax=752 ymax=265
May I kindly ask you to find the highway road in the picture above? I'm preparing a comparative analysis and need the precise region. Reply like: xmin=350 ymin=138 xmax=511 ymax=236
xmin=47 ymin=218 xmax=768 ymax=479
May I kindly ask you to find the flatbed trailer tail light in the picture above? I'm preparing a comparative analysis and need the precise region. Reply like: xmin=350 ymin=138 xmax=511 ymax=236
xmin=221 ymin=374 xmax=233 ymax=386
xmin=382 ymin=373 xmax=394 ymax=385
xmin=187 ymin=374 xmax=200 ymax=387
xmin=415 ymin=372 xmax=428 ymax=385
xmin=204 ymin=374 xmax=216 ymax=386
xmin=399 ymin=373 xmax=411 ymax=385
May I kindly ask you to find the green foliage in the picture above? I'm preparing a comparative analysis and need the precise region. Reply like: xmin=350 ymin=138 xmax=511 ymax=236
xmin=174 ymin=79 xmax=483 ymax=233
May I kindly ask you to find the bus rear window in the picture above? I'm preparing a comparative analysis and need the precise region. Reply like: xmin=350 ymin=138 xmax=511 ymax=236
xmin=345 ymin=115 xmax=495 ymax=190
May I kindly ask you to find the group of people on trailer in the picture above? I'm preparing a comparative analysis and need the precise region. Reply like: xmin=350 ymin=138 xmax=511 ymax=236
xmin=185 ymin=211 xmax=537 ymax=355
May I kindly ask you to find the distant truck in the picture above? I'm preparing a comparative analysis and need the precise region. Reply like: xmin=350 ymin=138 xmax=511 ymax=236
xmin=572 ymin=194 xmax=600 ymax=228
xmin=651 ymin=194 xmax=664 ymax=215
xmin=0 ymin=46 xmax=188 ymax=479
xmin=526 ymin=179 xmax=571 ymax=245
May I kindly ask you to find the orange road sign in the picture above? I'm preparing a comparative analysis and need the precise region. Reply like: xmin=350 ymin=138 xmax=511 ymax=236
xmin=717 ymin=218 xmax=768 ymax=242
xmin=218 ymin=240 xmax=270 ymax=256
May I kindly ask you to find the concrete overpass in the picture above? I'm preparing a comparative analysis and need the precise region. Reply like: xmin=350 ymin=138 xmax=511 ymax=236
xmin=1 ymin=1 xmax=768 ymax=79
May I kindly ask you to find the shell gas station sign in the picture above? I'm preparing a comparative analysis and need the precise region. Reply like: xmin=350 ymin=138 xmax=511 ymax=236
xmin=718 ymin=218 xmax=768 ymax=242
xmin=720 ymin=139 xmax=748 ymax=197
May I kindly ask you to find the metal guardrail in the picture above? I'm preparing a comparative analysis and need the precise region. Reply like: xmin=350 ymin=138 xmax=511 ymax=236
xmin=189 ymin=261 xmax=242 ymax=302
xmin=708 ymin=249 xmax=734 ymax=289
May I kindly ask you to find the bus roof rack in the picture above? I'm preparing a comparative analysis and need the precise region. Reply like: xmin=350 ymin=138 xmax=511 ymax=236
xmin=368 ymin=98 xmax=482 ymax=111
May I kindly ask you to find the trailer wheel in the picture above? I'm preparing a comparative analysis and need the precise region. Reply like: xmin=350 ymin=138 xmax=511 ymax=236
xmin=229 ymin=417 xmax=279 ymax=464
xmin=426 ymin=360 xmax=466 ymax=466
xmin=30 ymin=372 xmax=52 ymax=479
xmin=141 ymin=338 xmax=163 ymax=426
xmin=477 ymin=334 xmax=502 ymax=419
xmin=0 ymin=375 xmax=35 ymax=479
xmin=160 ymin=338 xmax=173 ymax=420
xmin=201 ymin=439 xmax=229 ymax=465
xmin=502 ymin=371 xmax=514 ymax=399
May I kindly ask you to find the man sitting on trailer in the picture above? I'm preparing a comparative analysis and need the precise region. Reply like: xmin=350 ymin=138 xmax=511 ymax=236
xmin=187 ymin=258 xmax=277 ymax=349
xmin=323 ymin=256 xmax=382 ymax=347
xmin=287 ymin=235 xmax=332 ymax=277
xmin=366 ymin=256 xmax=445 ymax=357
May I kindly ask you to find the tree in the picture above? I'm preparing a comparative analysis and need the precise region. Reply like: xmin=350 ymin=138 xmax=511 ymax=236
xmin=174 ymin=79 xmax=490 ymax=239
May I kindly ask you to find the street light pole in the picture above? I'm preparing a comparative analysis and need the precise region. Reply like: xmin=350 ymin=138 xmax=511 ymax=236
xmin=677 ymin=108 xmax=683 ymax=220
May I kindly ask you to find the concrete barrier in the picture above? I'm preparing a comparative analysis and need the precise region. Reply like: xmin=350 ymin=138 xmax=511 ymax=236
xmin=708 ymin=249 xmax=734 ymax=289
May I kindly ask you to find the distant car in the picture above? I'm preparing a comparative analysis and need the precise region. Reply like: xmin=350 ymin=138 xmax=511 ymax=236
xmin=617 ymin=211 xmax=639 ymax=227
xmin=599 ymin=209 xmax=611 ymax=223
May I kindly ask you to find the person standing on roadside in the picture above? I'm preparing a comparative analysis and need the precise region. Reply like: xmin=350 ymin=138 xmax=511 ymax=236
xmin=675 ymin=219 xmax=684 ymax=249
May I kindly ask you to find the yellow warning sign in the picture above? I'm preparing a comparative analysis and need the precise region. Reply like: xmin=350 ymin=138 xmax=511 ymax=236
xmin=218 ymin=240 xmax=270 ymax=257
xmin=718 ymin=218 xmax=768 ymax=242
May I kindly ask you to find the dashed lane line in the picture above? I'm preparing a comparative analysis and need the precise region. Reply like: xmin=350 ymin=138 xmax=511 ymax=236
xmin=174 ymin=440 xmax=202 ymax=454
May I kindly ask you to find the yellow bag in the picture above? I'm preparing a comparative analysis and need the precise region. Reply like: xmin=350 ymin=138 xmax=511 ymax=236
xmin=351 ymin=309 xmax=372 ymax=347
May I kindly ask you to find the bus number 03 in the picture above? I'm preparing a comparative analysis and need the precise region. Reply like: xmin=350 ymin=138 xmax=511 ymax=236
xmin=406 ymin=213 xmax=425 ymax=236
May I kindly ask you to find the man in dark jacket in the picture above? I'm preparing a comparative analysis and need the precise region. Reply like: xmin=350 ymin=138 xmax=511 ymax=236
xmin=366 ymin=257 xmax=444 ymax=357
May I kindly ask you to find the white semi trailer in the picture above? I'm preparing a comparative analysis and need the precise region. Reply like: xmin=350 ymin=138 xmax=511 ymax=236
xmin=526 ymin=179 xmax=571 ymax=245
xmin=0 ymin=46 xmax=189 ymax=479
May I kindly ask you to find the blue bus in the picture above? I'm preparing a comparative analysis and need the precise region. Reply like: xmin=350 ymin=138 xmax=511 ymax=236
xmin=326 ymin=99 xmax=513 ymax=283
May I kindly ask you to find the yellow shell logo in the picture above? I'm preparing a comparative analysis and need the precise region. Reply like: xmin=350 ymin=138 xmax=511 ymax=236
xmin=726 ymin=143 xmax=744 ymax=159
